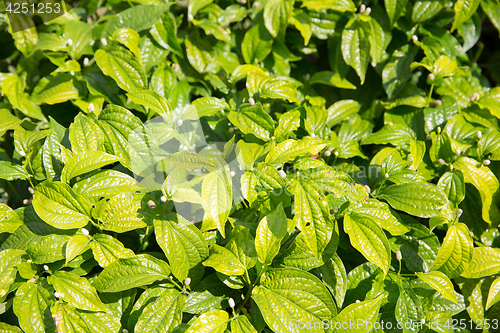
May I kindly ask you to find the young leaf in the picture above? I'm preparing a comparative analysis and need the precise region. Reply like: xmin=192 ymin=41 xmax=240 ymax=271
xmin=135 ymin=289 xmax=186 ymax=333
xmin=330 ymin=295 xmax=384 ymax=333
xmin=201 ymin=171 xmax=232 ymax=237
xmin=185 ymin=309 xmax=228 ymax=333
xmin=432 ymin=223 xmax=473 ymax=278
xmin=416 ymin=271 xmax=458 ymax=303
xmin=341 ymin=18 xmax=370 ymax=84
xmin=255 ymin=203 xmax=288 ymax=265
xmin=13 ymin=282 xmax=55 ymax=333
xmin=61 ymin=151 xmax=120 ymax=183
xmin=90 ymin=233 xmax=135 ymax=268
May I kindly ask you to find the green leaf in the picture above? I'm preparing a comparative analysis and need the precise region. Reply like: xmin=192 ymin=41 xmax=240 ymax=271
xmin=453 ymin=156 xmax=499 ymax=224
xmin=13 ymin=282 xmax=55 ymax=333
xmin=412 ymin=0 xmax=443 ymax=23
xmin=51 ymin=301 xmax=121 ymax=333
xmin=264 ymin=0 xmax=293 ymax=38
xmin=266 ymin=137 xmax=328 ymax=165
xmin=225 ymin=226 xmax=258 ymax=272
xmin=73 ymin=170 xmax=143 ymax=201
xmin=0 ymin=108 xmax=24 ymax=136
xmin=93 ymin=254 xmax=171 ymax=292
xmin=69 ymin=113 xmax=105 ymax=154
xmin=251 ymin=268 xmax=337 ymax=333
xmin=229 ymin=104 xmax=274 ymax=141
xmin=95 ymin=47 xmax=147 ymax=93
xmin=461 ymin=247 xmax=500 ymax=278
xmin=186 ymin=97 xmax=230 ymax=118
xmin=344 ymin=212 xmax=391 ymax=275
xmin=185 ymin=309 xmax=228 ymax=333
xmin=95 ymin=193 xmax=151 ymax=232
xmin=188 ymin=0 xmax=214 ymax=17
xmin=274 ymin=110 xmax=300 ymax=142
xmin=452 ymin=0 xmax=481 ymax=31
xmin=127 ymin=90 xmax=173 ymax=119
xmin=416 ymin=271 xmax=457 ymax=303
xmin=379 ymin=183 xmax=448 ymax=218
xmin=326 ymin=99 xmax=361 ymax=127
xmin=7 ymin=14 xmax=38 ymax=56
xmin=437 ymin=170 xmax=465 ymax=206
xmin=201 ymin=171 xmax=232 ymax=237
xmin=0 ymin=249 xmax=24 ymax=297
xmin=90 ymin=233 xmax=135 ymax=268
xmin=0 ymin=323 xmax=23 ymax=333
xmin=185 ymin=35 xmax=213 ymax=73
xmin=0 ymin=161 xmax=29 ymax=181
xmin=330 ymin=295 xmax=384 ymax=333
xmin=476 ymin=87 xmax=500 ymax=118
xmin=385 ymin=0 xmax=408 ymax=26
xmin=48 ymin=271 xmax=108 ymax=312
xmin=259 ymin=78 xmax=298 ymax=102
xmin=301 ymin=0 xmax=355 ymax=11
xmin=26 ymin=234 xmax=71 ymax=264
xmin=361 ymin=124 xmax=416 ymax=147
xmin=410 ymin=139 xmax=426 ymax=170
xmin=61 ymin=151 xmax=120 ymax=183
xmin=154 ymin=213 xmax=209 ymax=281
xmin=432 ymin=222 xmax=473 ymax=278
xmin=317 ymin=254 xmax=348 ymax=308
xmin=135 ymin=289 xmax=186 ymax=333
xmin=32 ymin=181 xmax=92 ymax=229
xmin=65 ymin=234 xmax=90 ymax=264
xmin=255 ymin=203 xmax=288 ymax=265
xmin=309 ymin=71 xmax=356 ymax=90
xmin=2 ymin=75 xmax=45 ymax=120
xmin=202 ymin=244 xmax=246 ymax=276
xmin=32 ymin=74 xmax=84 ymax=105
xmin=289 ymin=9 xmax=312 ymax=45
xmin=289 ymin=179 xmax=334 ymax=258
xmin=241 ymin=24 xmax=273 ymax=64
xmin=486 ymin=276 xmax=500 ymax=310
xmin=231 ymin=315 xmax=258 ymax=333
xmin=342 ymin=18 xmax=370 ymax=84
xmin=481 ymin=0 xmax=500 ymax=37
xmin=382 ymin=45 xmax=417 ymax=99
xmin=0 ymin=204 xmax=23 ymax=234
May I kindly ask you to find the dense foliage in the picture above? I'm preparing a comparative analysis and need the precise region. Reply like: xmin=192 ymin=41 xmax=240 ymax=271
xmin=1 ymin=0 xmax=500 ymax=332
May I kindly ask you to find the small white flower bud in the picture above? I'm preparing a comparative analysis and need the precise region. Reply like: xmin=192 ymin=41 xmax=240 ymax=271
xmin=43 ymin=265 xmax=49 ymax=271
xmin=385 ymin=173 xmax=389 ymax=178
xmin=19 ymin=151 xmax=26 ymax=157
xmin=54 ymin=292 xmax=61 ymax=298
xmin=324 ymin=150 xmax=331 ymax=157
xmin=160 ymin=195 xmax=167 ymax=202
xmin=437 ymin=126 xmax=441 ymax=134
xmin=334 ymin=151 xmax=339 ymax=157
xmin=365 ymin=7 xmax=371 ymax=15
xmin=412 ymin=35 xmax=418 ymax=42
xmin=364 ymin=185 xmax=371 ymax=194
xmin=305 ymin=73 xmax=311 ymax=81
xmin=147 ymin=200 xmax=157 ymax=209
xmin=428 ymin=73 xmax=435 ymax=80
xmin=123 ymin=330 xmax=129 ymax=333
xmin=70 ymin=70 xmax=75 ymax=76
xmin=177 ymin=119 xmax=183 ymax=127
xmin=229 ymin=171 xmax=236 ymax=178
xmin=426 ymin=134 xmax=432 ymax=140
xmin=248 ymin=97 xmax=255 ymax=105
xmin=253 ymin=1 xmax=259 ymax=8
xmin=67 ymin=39 xmax=73 ymax=46
xmin=83 ymin=58 xmax=89 ymax=66
xmin=188 ymin=14 xmax=194 ymax=21
xmin=356 ymin=300 xmax=360 ymax=303
xmin=470 ymin=231 xmax=474 ymax=237
xmin=396 ymin=250 xmax=402 ymax=261
xmin=23 ymin=199 xmax=31 ymax=205
xmin=438 ymin=158 xmax=446 ymax=165
xmin=90 ymin=40 xmax=95 ymax=46
xmin=456 ymin=148 xmax=461 ymax=155
xmin=421 ymin=319 xmax=425 ymax=325
xmin=229 ymin=127 xmax=234 ymax=133
xmin=184 ymin=277 xmax=191 ymax=286
xmin=28 ymin=187 xmax=34 ymax=194
xmin=229 ymin=298 xmax=235 ymax=308
xmin=456 ymin=209 xmax=463 ymax=217
xmin=432 ymin=99 xmax=442 ymax=107
xmin=238 ymin=0 xmax=247 ymax=4
xmin=278 ymin=170 xmax=286 ymax=178
xmin=28 ymin=278 xmax=36 ymax=283
xmin=311 ymin=133 xmax=316 ymax=137
xmin=81 ymin=228 xmax=89 ymax=236
xmin=477 ymin=131 xmax=482 ymax=139
xmin=450 ymin=164 xmax=454 ymax=170
xmin=87 ymin=103 xmax=95 ymax=112
xmin=333 ymin=206 xmax=339 ymax=213
xmin=100 ymin=38 xmax=108 ymax=46
xmin=470 ymin=92 xmax=479 ymax=101
xmin=360 ymin=4 xmax=366 ymax=13
xmin=27 ymin=259 xmax=32 ymax=263
xmin=483 ymin=159 xmax=491 ymax=166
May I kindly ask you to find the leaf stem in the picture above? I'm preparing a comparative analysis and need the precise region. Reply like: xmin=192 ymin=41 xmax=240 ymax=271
xmin=426 ymin=83 xmax=434 ymax=107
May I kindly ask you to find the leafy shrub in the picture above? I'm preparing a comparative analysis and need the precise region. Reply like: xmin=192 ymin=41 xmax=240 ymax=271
xmin=1 ymin=0 xmax=500 ymax=332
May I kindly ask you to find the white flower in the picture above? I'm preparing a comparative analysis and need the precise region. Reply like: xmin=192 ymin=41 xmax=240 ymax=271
xmin=160 ymin=195 xmax=167 ymax=202
xmin=428 ymin=73 xmax=435 ymax=80
xmin=28 ymin=278 xmax=36 ymax=283
xmin=83 ymin=57 xmax=89 ymax=66
xmin=365 ymin=7 xmax=371 ymax=15
xmin=305 ymin=73 xmax=311 ymax=81
xmin=324 ymin=150 xmax=331 ymax=157
xmin=360 ymin=4 xmax=366 ymax=13
xmin=19 ymin=151 xmax=26 ymax=157
xmin=229 ymin=171 xmax=236 ymax=178
xmin=123 ymin=330 xmax=129 ymax=333
xmin=147 ymin=200 xmax=157 ymax=209
xmin=310 ymin=133 xmax=316 ymax=137
xmin=332 ymin=206 xmax=339 ymax=214
xmin=70 ymin=70 xmax=75 ymax=76
xmin=334 ymin=151 xmax=339 ymax=157
xmin=432 ymin=99 xmax=442 ymax=107
xmin=456 ymin=209 xmax=463 ymax=217
xmin=421 ymin=319 xmax=425 ymax=325
xmin=87 ymin=103 xmax=95 ymax=112
xmin=356 ymin=300 xmax=360 ymax=303
xmin=470 ymin=92 xmax=479 ymax=101
xmin=188 ymin=14 xmax=194 ymax=21
xmin=438 ymin=158 xmax=446 ymax=165
xmin=248 ymin=97 xmax=255 ymax=105
xmin=412 ymin=35 xmax=418 ymax=42
xmin=184 ymin=277 xmax=191 ymax=286
xmin=396 ymin=250 xmax=402 ymax=261
xmin=81 ymin=228 xmax=89 ymax=236
xmin=67 ymin=39 xmax=73 ymax=46
xmin=229 ymin=298 xmax=235 ymax=308
xmin=483 ymin=159 xmax=491 ymax=166
xmin=278 ymin=170 xmax=286 ymax=178
xmin=28 ymin=187 xmax=34 ymax=194
xmin=177 ymin=119 xmax=183 ymax=127
xmin=364 ymin=185 xmax=371 ymax=194
xmin=100 ymin=38 xmax=108 ymax=46
xmin=23 ymin=199 xmax=31 ymax=205
xmin=477 ymin=131 xmax=482 ymax=139
xmin=385 ymin=173 xmax=389 ymax=178
xmin=54 ymin=291 xmax=61 ymax=298
xmin=437 ymin=126 xmax=441 ymax=134
xmin=43 ymin=265 xmax=49 ymax=271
